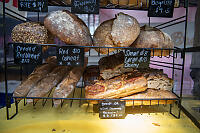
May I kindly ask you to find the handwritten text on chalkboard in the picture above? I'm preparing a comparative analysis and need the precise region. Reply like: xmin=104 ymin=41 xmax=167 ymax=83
xmin=57 ymin=46 xmax=84 ymax=67
xmin=71 ymin=0 xmax=99 ymax=14
xmin=148 ymin=0 xmax=175 ymax=17
xmin=18 ymin=0 xmax=48 ymax=12
xmin=99 ymin=100 xmax=126 ymax=119
xmin=124 ymin=49 xmax=151 ymax=68
xmin=13 ymin=43 xmax=42 ymax=64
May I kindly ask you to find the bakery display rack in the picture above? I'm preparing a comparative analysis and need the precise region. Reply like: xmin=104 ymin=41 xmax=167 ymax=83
xmin=2 ymin=1 xmax=199 ymax=129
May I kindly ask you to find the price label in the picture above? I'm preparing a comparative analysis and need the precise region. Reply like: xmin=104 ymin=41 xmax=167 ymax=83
xmin=18 ymin=0 xmax=48 ymax=12
xmin=71 ymin=0 xmax=99 ymax=14
xmin=148 ymin=0 xmax=175 ymax=18
xmin=13 ymin=43 xmax=42 ymax=65
xmin=99 ymin=100 xmax=126 ymax=119
xmin=57 ymin=46 xmax=84 ymax=67
xmin=124 ymin=49 xmax=151 ymax=68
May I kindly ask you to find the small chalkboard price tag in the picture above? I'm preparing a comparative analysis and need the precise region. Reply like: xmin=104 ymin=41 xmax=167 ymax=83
xmin=124 ymin=49 xmax=151 ymax=68
xmin=13 ymin=43 xmax=42 ymax=65
xmin=99 ymin=100 xmax=126 ymax=119
xmin=57 ymin=46 xmax=84 ymax=67
xmin=148 ymin=0 xmax=175 ymax=18
xmin=18 ymin=0 xmax=48 ymax=12
xmin=71 ymin=0 xmax=99 ymax=14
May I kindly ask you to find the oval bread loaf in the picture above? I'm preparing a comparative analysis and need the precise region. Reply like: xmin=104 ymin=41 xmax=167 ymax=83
xmin=44 ymin=10 xmax=93 ymax=51
xmin=93 ymin=12 xmax=140 ymax=54
xmin=131 ymin=25 xmax=174 ymax=56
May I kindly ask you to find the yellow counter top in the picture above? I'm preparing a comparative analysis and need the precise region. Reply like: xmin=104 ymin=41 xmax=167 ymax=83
xmin=0 ymin=99 xmax=199 ymax=133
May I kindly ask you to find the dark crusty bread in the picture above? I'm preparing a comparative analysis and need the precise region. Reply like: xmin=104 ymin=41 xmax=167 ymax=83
xmin=44 ymin=10 xmax=93 ymax=51
xmin=83 ymin=65 xmax=101 ymax=86
xmin=98 ymin=51 xmax=134 ymax=79
xmin=93 ymin=12 xmax=140 ymax=54
xmin=131 ymin=25 xmax=174 ymax=56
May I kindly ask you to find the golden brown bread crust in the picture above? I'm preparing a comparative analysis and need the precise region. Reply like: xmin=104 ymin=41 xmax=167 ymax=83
xmin=44 ymin=10 xmax=93 ymax=52
xmin=85 ymin=72 xmax=147 ymax=99
xmin=93 ymin=13 xmax=140 ymax=54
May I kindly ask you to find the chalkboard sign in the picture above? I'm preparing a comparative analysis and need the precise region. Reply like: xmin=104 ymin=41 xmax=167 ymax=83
xmin=18 ymin=0 xmax=48 ymax=12
xmin=13 ymin=43 xmax=42 ymax=65
xmin=71 ymin=0 xmax=99 ymax=14
xmin=99 ymin=100 xmax=126 ymax=119
xmin=124 ymin=49 xmax=151 ymax=68
xmin=148 ymin=0 xmax=175 ymax=18
xmin=57 ymin=46 xmax=84 ymax=67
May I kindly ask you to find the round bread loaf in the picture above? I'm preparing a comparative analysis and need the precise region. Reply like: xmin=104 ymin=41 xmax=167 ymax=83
xmin=93 ymin=19 xmax=117 ymax=54
xmin=131 ymin=25 xmax=174 ymax=56
xmin=93 ymin=12 xmax=140 ymax=54
xmin=44 ymin=10 xmax=93 ymax=52
xmin=11 ymin=22 xmax=53 ymax=52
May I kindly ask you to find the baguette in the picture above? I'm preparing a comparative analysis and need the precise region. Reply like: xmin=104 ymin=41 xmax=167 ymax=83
xmin=53 ymin=66 xmax=85 ymax=107
xmin=26 ymin=66 xmax=71 ymax=103
xmin=13 ymin=63 xmax=57 ymax=99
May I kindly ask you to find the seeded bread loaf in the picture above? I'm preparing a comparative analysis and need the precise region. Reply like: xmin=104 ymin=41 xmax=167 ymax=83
xmin=44 ymin=10 xmax=93 ymax=51
xmin=11 ymin=22 xmax=54 ymax=52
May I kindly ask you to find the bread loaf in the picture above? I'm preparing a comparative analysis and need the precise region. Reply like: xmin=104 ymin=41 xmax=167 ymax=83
xmin=84 ymin=65 xmax=101 ymax=86
xmin=93 ymin=12 xmax=140 ymax=54
xmin=85 ymin=71 xmax=147 ymax=99
xmin=26 ymin=66 xmax=71 ymax=103
xmin=131 ymin=25 xmax=174 ymax=56
xmin=53 ymin=66 xmax=85 ymax=107
xmin=13 ymin=62 xmax=57 ymax=99
xmin=44 ymin=10 xmax=93 ymax=51
xmin=98 ymin=51 xmax=134 ymax=79
xmin=11 ymin=22 xmax=54 ymax=52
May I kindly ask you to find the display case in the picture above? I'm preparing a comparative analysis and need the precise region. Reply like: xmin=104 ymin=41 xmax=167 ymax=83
xmin=1 ymin=0 xmax=200 ymax=130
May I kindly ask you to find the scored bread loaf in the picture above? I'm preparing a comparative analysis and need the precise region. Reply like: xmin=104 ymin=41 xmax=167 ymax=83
xmin=53 ymin=66 xmax=85 ymax=107
xmin=98 ymin=51 xmax=134 ymax=79
xmin=85 ymin=71 xmax=147 ymax=99
xmin=11 ymin=22 xmax=54 ymax=52
xmin=93 ymin=12 xmax=140 ymax=54
xmin=44 ymin=10 xmax=93 ymax=51
xmin=131 ymin=25 xmax=174 ymax=56
xmin=26 ymin=66 xmax=71 ymax=103
xmin=13 ymin=61 xmax=57 ymax=99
